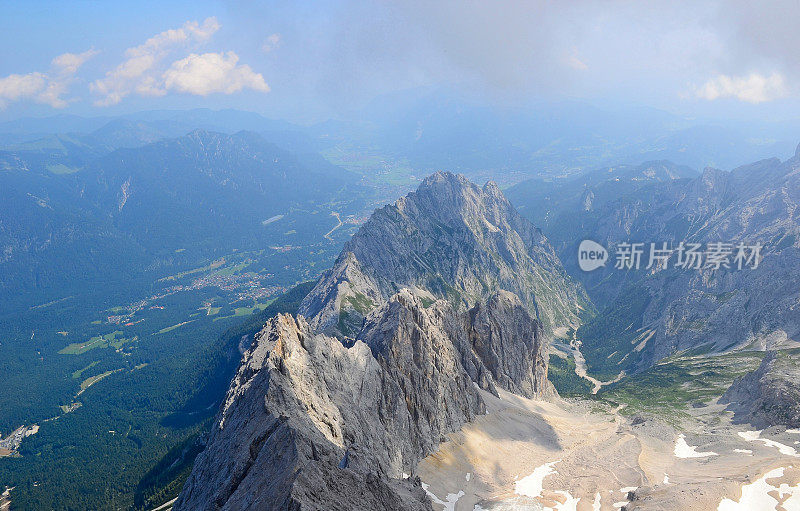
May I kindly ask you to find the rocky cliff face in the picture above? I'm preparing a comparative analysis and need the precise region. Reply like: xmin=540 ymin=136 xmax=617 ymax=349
xmin=298 ymin=171 xmax=587 ymax=338
xmin=622 ymin=153 xmax=800 ymax=372
xmin=723 ymin=350 xmax=800 ymax=429
xmin=466 ymin=290 xmax=548 ymax=398
xmin=176 ymin=288 xmax=546 ymax=510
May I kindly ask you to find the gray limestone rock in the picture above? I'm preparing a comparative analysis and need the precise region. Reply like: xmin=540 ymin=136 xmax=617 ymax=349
xmin=298 ymin=171 xmax=586 ymax=338
xmin=176 ymin=287 xmax=547 ymax=510
xmin=722 ymin=350 xmax=800 ymax=429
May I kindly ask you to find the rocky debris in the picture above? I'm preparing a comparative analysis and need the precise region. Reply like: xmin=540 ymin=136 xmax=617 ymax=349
xmin=722 ymin=351 xmax=800 ymax=428
xmin=176 ymin=287 xmax=548 ymax=510
xmin=298 ymin=171 xmax=586 ymax=338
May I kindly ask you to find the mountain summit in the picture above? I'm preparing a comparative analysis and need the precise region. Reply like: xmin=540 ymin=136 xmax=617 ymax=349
xmin=175 ymin=173 xmax=578 ymax=510
xmin=298 ymin=171 xmax=586 ymax=337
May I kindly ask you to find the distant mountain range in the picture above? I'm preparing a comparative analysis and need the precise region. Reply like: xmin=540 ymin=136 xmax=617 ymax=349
xmin=3 ymin=95 xmax=799 ymax=186
xmin=508 ymin=146 xmax=800 ymax=376
xmin=356 ymin=91 xmax=798 ymax=179
xmin=0 ymin=129 xmax=359 ymax=313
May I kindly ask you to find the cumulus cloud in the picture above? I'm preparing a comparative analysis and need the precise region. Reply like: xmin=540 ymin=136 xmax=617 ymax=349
xmin=163 ymin=51 xmax=269 ymax=96
xmin=0 ymin=73 xmax=47 ymax=108
xmin=90 ymin=17 xmax=223 ymax=105
xmin=52 ymin=49 xmax=100 ymax=75
xmin=696 ymin=72 xmax=788 ymax=103
xmin=0 ymin=49 xmax=97 ymax=109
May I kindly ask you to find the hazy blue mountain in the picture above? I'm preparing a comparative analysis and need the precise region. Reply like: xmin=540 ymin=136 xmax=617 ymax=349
xmin=510 ymin=147 xmax=800 ymax=377
xmin=86 ymin=119 xmax=169 ymax=149
xmin=80 ymin=130 xmax=356 ymax=252
xmin=506 ymin=160 xmax=698 ymax=236
xmin=0 ymin=113 xmax=114 ymax=137
xmin=344 ymin=89 xmax=798 ymax=182
xmin=0 ymin=130 xmax=359 ymax=313
xmin=0 ymin=109 xmax=318 ymax=155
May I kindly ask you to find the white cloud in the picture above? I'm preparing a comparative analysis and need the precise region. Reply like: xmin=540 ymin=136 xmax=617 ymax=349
xmin=0 ymin=49 xmax=97 ymax=109
xmin=52 ymin=49 xmax=100 ymax=75
xmin=91 ymin=17 xmax=221 ymax=105
xmin=0 ymin=73 xmax=47 ymax=108
xmin=163 ymin=51 xmax=269 ymax=95
xmin=262 ymin=33 xmax=281 ymax=53
xmin=695 ymin=72 xmax=788 ymax=103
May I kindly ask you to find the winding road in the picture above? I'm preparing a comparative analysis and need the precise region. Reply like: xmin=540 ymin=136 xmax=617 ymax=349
xmin=324 ymin=211 xmax=343 ymax=241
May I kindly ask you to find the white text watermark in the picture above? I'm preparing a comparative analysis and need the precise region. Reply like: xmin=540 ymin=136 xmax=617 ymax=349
xmin=578 ymin=240 xmax=762 ymax=272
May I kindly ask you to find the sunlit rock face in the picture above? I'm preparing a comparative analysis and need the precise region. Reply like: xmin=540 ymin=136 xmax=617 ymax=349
xmin=175 ymin=287 xmax=547 ymax=510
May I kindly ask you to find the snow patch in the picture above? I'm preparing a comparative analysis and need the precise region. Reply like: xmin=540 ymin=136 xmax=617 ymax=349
xmin=674 ymin=434 xmax=718 ymax=458
xmin=552 ymin=490 xmax=580 ymax=511
xmin=421 ymin=482 xmax=464 ymax=511
xmin=717 ymin=467 xmax=800 ymax=511
xmin=738 ymin=430 xmax=799 ymax=457
xmin=515 ymin=461 xmax=559 ymax=498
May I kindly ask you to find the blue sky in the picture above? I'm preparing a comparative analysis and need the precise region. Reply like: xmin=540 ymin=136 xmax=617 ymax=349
xmin=1 ymin=0 xmax=799 ymax=123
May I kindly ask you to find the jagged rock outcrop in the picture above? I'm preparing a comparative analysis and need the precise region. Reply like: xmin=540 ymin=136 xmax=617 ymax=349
xmin=298 ymin=171 xmax=586 ymax=338
xmin=722 ymin=351 xmax=800 ymax=428
xmin=176 ymin=287 xmax=547 ymax=510
xmin=466 ymin=290 xmax=548 ymax=398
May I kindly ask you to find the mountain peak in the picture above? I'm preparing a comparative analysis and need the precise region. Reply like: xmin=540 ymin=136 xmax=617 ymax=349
xmin=418 ymin=170 xmax=473 ymax=191
xmin=298 ymin=172 xmax=586 ymax=337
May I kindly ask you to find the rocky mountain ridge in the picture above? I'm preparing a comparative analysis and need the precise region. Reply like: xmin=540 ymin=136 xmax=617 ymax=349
xmin=176 ymin=288 xmax=547 ymax=510
xmin=298 ymin=171 xmax=587 ymax=338
xmin=176 ymin=173 xmax=564 ymax=510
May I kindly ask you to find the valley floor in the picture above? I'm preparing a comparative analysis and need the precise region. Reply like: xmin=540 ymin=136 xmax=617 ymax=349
xmin=416 ymin=389 xmax=800 ymax=511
